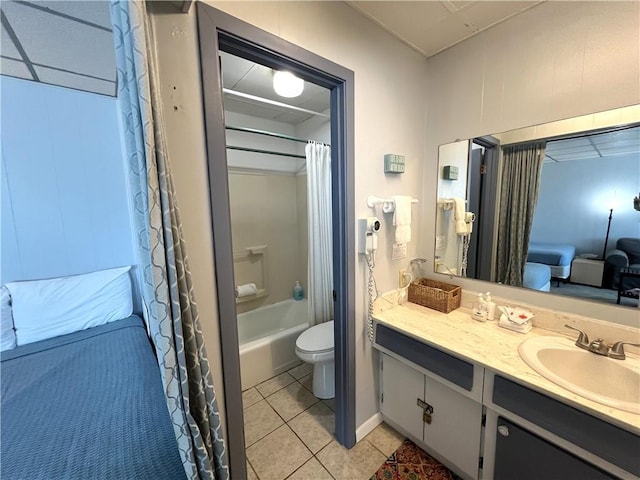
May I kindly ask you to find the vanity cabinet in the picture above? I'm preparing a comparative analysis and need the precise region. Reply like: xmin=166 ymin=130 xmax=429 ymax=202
xmin=493 ymin=417 xmax=617 ymax=480
xmin=483 ymin=373 xmax=640 ymax=479
xmin=375 ymin=324 xmax=484 ymax=480
xmin=373 ymin=320 xmax=640 ymax=480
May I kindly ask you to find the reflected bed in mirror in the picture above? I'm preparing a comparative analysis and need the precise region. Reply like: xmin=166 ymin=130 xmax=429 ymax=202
xmin=435 ymin=105 xmax=640 ymax=309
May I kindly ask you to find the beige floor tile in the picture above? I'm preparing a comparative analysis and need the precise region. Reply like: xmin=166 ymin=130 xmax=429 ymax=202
xmin=322 ymin=398 xmax=335 ymax=411
xmin=316 ymin=439 xmax=386 ymax=480
xmin=242 ymin=387 xmax=263 ymax=410
xmin=256 ymin=372 xmax=296 ymax=397
xmin=243 ymin=399 xmax=284 ymax=447
xmin=286 ymin=457 xmax=333 ymax=480
xmin=299 ymin=373 xmax=313 ymax=393
xmin=364 ymin=422 xmax=405 ymax=457
xmin=247 ymin=425 xmax=312 ymax=480
xmin=288 ymin=362 xmax=313 ymax=380
xmin=288 ymin=402 xmax=335 ymax=453
xmin=266 ymin=382 xmax=319 ymax=421
xmin=247 ymin=461 xmax=259 ymax=480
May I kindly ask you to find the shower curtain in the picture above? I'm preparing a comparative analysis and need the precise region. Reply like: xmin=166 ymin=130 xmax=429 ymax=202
xmin=306 ymin=142 xmax=333 ymax=325
xmin=111 ymin=2 xmax=228 ymax=478
xmin=496 ymin=141 xmax=546 ymax=287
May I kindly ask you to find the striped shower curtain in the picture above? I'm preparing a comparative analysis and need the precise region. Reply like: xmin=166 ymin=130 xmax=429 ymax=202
xmin=110 ymin=2 xmax=228 ymax=479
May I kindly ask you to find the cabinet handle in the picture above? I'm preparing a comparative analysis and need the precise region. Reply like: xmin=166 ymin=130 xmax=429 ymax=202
xmin=498 ymin=425 xmax=510 ymax=437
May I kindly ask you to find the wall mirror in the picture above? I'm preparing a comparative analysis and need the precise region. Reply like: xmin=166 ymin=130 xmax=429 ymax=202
xmin=435 ymin=105 xmax=640 ymax=309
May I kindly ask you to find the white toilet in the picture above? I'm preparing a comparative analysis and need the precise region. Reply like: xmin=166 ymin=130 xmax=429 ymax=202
xmin=295 ymin=320 xmax=334 ymax=399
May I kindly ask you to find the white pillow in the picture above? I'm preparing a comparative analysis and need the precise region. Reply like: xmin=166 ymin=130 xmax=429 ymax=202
xmin=1 ymin=286 xmax=16 ymax=351
xmin=6 ymin=266 xmax=133 ymax=346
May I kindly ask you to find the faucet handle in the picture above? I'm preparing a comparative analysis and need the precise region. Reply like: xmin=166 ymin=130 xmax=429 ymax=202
xmin=609 ymin=341 xmax=640 ymax=360
xmin=564 ymin=324 xmax=590 ymax=349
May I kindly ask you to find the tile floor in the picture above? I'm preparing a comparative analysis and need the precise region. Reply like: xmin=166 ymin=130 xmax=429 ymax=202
xmin=243 ymin=363 xmax=405 ymax=480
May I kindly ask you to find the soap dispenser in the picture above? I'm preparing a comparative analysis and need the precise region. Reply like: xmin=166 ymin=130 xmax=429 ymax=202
xmin=472 ymin=293 xmax=488 ymax=322
xmin=293 ymin=281 xmax=304 ymax=301
xmin=485 ymin=292 xmax=496 ymax=320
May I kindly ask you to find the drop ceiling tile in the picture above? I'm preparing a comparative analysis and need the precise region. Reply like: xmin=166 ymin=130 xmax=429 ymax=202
xmin=221 ymin=52 xmax=257 ymax=90
xmin=273 ymin=111 xmax=314 ymax=125
xmin=457 ymin=1 xmax=541 ymax=34
xmin=26 ymin=1 xmax=112 ymax=30
xmin=1 ymin=23 xmax=21 ymax=58
xmin=223 ymin=97 xmax=283 ymax=121
xmin=347 ymin=1 xmax=451 ymax=55
xmin=34 ymin=65 xmax=115 ymax=96
xmin=3 ymin=1 xmax=115 ymax=81
xmin=0 ymin=57 xmax=32 ymax=80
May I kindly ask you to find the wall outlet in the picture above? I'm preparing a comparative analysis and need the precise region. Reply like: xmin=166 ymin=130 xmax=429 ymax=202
xmin=399 ymin=268 xmax=410 ymax=288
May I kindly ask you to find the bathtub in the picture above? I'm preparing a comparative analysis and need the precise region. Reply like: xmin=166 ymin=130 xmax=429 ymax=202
xmin=237 ymin=299 xmax=309 ymax=390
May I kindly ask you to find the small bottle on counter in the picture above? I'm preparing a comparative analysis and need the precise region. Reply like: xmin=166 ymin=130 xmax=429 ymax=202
xmin=293 ymin=281 xmax=304 ymax=301
xmin=472 ymin=293 xmax=488 ymax=322
xmin=485 ymin=292 xmax=496 ymax=320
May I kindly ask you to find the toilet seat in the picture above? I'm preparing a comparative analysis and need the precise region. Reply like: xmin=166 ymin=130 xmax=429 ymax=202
xmin=295 ymin=320 xmax=334 ymax=353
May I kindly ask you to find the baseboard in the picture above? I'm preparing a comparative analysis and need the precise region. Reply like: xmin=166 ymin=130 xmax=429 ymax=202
xmin=355 ymin=412 xmax=383 ymax=443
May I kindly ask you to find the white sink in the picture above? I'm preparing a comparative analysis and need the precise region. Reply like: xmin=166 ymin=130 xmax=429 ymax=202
xmin=518 ymin=336 xmax=640 ymax=414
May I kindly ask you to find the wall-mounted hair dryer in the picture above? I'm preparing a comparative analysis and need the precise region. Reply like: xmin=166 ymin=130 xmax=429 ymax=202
xmin=358 ymin=217 xmax=381 ymax=254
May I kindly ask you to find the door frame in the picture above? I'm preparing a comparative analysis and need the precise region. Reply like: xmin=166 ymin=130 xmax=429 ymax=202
xmin=196 ymin=5 xmax=356 ymax=478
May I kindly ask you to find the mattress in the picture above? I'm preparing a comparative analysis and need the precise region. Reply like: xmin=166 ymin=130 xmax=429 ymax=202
xmin=1 ymin=316 xmax=185 ymax=479
xmin=524 ymin=262 xmax=551 ymax=291
xmin=527 ymin=242 xmax=576 ymax=267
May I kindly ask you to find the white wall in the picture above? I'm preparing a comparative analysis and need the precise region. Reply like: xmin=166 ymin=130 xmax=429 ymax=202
xmin=531 ymin=154 xmax=640 ymax=255
xmin=150 ymin=1 xmax=429 ymax=435
xmin=424 ymin=1 xmax=640 ymax=324
xmin=1 ymin=77 xmax=135 ymax=284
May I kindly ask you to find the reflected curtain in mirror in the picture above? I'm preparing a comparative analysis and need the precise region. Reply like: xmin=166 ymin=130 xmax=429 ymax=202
xmin=496 ymin=141 xmax=547 ymax=286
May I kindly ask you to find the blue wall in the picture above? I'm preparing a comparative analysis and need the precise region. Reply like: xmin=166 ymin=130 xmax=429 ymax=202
xmin=1 ymin=77 xmax=135 ymax=283
xmin=531 ymin=153 xmax=640 ymax=255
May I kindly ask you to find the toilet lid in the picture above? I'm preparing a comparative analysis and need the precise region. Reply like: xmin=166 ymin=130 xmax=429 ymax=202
xmin=296 ymin=320 xmax=334 ymax=353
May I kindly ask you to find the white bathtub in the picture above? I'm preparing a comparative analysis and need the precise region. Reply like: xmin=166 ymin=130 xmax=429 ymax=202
xmin=237 ymin=299 xmax=308 ymax=390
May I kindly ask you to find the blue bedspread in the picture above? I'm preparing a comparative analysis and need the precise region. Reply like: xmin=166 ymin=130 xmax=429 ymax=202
xmin=1 ymin=316 xmax=185 ymax=479
xmin=527 ymin=242 xmax=575 ymax=266
xmin=524 ymin=262 xmax=551 ymax=290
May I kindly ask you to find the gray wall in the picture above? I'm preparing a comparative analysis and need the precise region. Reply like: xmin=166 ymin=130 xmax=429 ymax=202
xmin=531 ymin=154 xmax=640 ymax=255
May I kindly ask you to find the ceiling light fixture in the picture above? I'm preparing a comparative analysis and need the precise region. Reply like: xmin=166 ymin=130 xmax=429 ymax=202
xmin=273 ymin=71 xmax=304 ymax=98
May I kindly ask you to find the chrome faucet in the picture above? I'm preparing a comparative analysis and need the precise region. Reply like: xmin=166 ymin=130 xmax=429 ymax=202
xmin=609 ymin=341 xmax=640 ymax=360
xmin=564 ymin=325 xmax=590 ymax=349
xmin=564 ymin=325 xmax=639 ymax=360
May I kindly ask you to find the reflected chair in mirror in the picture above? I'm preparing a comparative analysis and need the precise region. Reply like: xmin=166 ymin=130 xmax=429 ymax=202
xmin=603 ymin=238 xmax=640 ymax=296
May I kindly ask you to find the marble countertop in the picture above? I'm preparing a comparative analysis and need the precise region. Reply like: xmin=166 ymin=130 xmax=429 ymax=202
xmin=373 ymin=300 xmax=640 ymax=435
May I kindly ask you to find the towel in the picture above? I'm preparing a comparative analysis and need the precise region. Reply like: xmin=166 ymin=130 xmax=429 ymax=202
xmin=452 ymin=197 xmax=467 ymax=234
xmin=391 ymin=195 xmax=412 ymax=243
xmin=235 ymin=283 xmax=257 ymax=298
xmin=499 ymin=314 xmax=532 ymax=333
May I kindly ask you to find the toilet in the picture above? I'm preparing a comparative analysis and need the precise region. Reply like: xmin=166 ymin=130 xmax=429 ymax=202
xmin=295 ymin=320 xmax=334 ymax=399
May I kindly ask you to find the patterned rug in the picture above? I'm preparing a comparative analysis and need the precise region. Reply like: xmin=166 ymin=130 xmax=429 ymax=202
xmin=370 ymin=439 xmax=460 ymax=480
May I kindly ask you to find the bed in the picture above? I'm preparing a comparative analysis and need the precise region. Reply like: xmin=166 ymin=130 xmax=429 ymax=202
xmin=527 ymin=242 xmax=576 ymax=280
xmin=1 ymin=315 xmax=185 ymax=479
xmin=1 ymin=267 xmax=186 ymax=480
xmin=523 ymin=262 xmax=551 ymax=291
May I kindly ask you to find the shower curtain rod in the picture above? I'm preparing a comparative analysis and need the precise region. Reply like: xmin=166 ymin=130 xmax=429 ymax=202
xmin=226 ymin=145 xmax=306 ymax=159
xmin=226 ymin=125 xmax=330 ymax=146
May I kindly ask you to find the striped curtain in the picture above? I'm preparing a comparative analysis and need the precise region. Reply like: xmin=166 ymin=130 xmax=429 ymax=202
xmin=110 ymin=2 xmax=228 ymax=479
xmin=496 ymin=141 xmax=546 ymax=287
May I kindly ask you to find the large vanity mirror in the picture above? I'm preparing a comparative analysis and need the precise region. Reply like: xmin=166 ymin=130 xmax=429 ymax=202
xmin=435 ymin=105 xmax=640 ymax=309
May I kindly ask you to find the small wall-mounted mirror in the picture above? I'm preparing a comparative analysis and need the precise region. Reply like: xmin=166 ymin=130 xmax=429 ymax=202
xmin=435 ymin=105 xmax=640 ymax=309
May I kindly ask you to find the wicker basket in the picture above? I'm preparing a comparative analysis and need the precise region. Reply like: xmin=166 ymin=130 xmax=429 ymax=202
xmin=408 ymin=278 xmax=461 ymax=313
